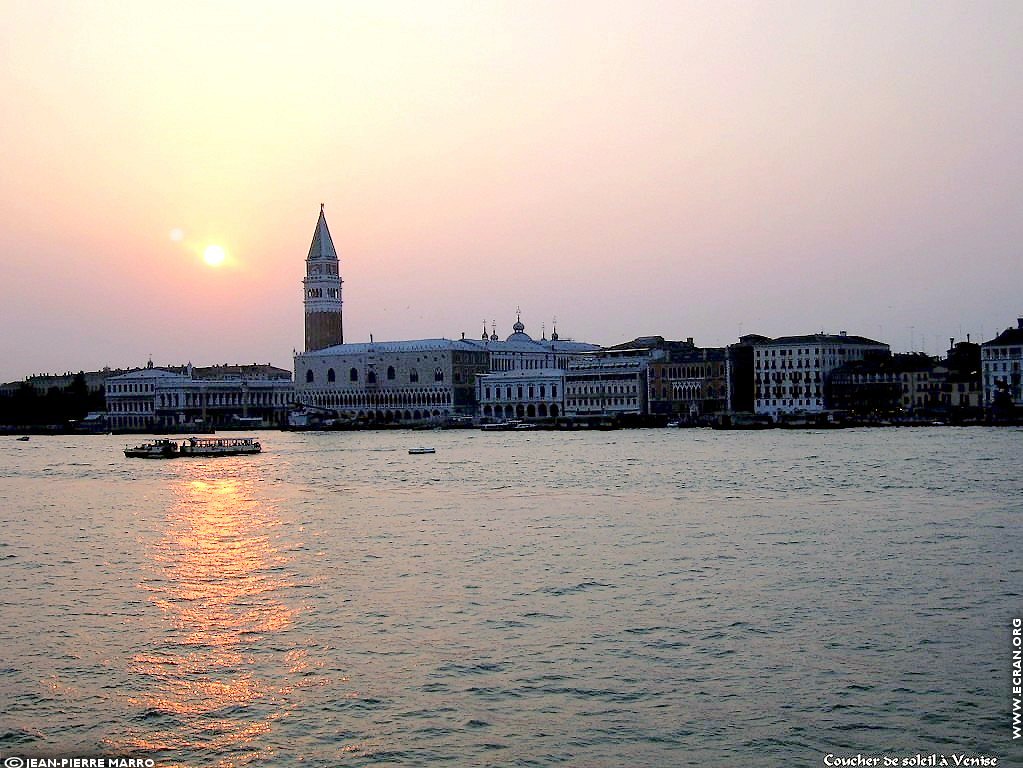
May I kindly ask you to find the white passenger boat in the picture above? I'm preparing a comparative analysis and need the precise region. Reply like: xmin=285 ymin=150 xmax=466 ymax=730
xmin=408 ymin=447 xmax=436 ymax=454
xmin=124 ymin=437 xmax=261 ymax=458
xmin=179 ymin=437 xmax=262 ymax=456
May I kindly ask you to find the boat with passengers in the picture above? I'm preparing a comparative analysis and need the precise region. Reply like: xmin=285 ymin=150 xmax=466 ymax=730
xmin=124 ymin=436 xmax=261 ymax=458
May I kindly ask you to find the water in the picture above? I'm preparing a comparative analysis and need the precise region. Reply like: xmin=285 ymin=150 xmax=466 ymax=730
xmin=1 ymin=428 xmax=1020 ymax=766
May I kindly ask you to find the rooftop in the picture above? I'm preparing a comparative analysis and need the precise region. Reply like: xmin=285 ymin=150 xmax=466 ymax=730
xmin=983 ymin=321 xmax=1023 ymax=347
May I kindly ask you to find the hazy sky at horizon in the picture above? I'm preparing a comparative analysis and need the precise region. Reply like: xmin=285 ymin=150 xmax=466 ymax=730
xmin=1 ymin=1 xmax=1021 ymax=381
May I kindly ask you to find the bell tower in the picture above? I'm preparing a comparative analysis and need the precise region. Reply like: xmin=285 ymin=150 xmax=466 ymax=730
xmin=303 ymin=204 xmax=343 ymax=351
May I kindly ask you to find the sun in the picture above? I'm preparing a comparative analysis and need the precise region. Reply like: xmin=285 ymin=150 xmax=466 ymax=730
xmin=203 ymin=245 xmax=226 ymax=267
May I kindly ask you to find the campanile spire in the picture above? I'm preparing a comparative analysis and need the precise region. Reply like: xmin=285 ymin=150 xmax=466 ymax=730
xmin=303 ymin=205 xmax=343 ymax=351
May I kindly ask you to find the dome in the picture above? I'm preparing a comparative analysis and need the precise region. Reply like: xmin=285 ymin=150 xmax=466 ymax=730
xmin=506 ymin=310 xmax=531 ymax=341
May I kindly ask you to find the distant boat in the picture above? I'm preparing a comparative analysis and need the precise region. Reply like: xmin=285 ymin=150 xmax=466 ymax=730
xmin=16 ymin=435 xmax=30 ymax=441
xmin=408 ymin=447 xmax=436 ymax=454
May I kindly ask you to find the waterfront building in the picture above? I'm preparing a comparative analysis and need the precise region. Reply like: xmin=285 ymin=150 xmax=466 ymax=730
xmin=477 ymin=368 xmax=564 ymax=420
xmin=752 ymin=332 xmax=889 ymax=419
xmin=932 ymin=340 xmax=982 ymax=416
xmin=564 ymin=338 xmax=664 ymax=419
xmin=981 ymin=318 xmax=1023 ymax=411
xmin=1 ymin=367 xmax=139 ymax=396
xmin=828 ymin=352 xmax=935 ymax=415
xmin=725 ymin=335 xmax=764 ymax=414
xmin=105 ymin=362 xmax=293 ymax=431
xmin=304 ymin=205 xmax=343 ymax=352
xmin=471 ymin=314 xmax=599 ymax=421
xmin=294 ymin=339 xmax=489 ymax=424
xmin=647 ymin=339 xmax=727 ymax=421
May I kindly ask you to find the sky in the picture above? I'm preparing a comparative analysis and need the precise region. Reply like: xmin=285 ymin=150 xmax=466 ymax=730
xmin=1 ymin=0 xmax=1021 ymax=382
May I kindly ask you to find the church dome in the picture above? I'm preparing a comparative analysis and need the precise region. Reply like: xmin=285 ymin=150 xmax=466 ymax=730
xmin=505 ymin=310 xmax=532 ymax=341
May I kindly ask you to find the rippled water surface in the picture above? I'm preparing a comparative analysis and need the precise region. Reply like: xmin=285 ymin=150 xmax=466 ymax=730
xmin=1 ymin=429 xmax=1021 ymax=766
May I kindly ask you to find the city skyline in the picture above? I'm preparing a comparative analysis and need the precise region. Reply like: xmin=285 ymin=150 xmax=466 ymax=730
xmin=2 ymin=2 xmax=1021 ymax=383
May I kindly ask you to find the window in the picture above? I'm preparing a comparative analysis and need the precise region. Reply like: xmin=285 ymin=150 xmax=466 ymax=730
xmin=327 ymin=368 xmax=336 ymax=383
xmin=367 ymin=371 xmax=377 ymax=384
xmin=350 ymin=368 xmax=359 ymax=382
xmin=387 ymin=366 xmax=396 ymax=380
xmin=410 ymin=368 xmax=419 ymax=383
xmin=306 ymin=370 xmax=314 ymax=383
xmin=434 ymin=368 xmax=444 ymax=382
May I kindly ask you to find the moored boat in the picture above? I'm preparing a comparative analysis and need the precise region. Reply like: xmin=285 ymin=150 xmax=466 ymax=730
xmin=481 ymin=420 xmax=525 ymax=431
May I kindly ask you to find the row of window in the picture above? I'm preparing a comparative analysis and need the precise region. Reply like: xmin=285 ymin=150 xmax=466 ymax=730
xmin=757 ymin=372 xmax=823 ymax=383
xmin=757 ymin=386 xmax=823 ymax=397
xmin=983 ymin=361 xmax=1021 ymax=373
xmin=651 ymin=366 xmax=723 ymax=379
xmin=568 ymin=398 xmax=638 ymax=408
xmin=109 ymin=401 xmax=152 ymax=412
xmin=982 ymin=347 xmax=1022 ymax=359
xmin=482 ymin=384 xmax=558 ymax=401
xmin=109 ymin=382 xmax=153 ymax=393
xmin=154 ymin=391 xmax=288 ymax=407
xmin=567 ymin=384 xmax=638 ymax=395
xmin=306 ymin=288 xmax=340 ymax=299
xmin=652 ymin=386 xmax=723 ymax=399
xmin=756 ymin=398 xmax=824 ymax=408
xmin=306 ymin=367 xmax=446 ymax=385
xmin=756 ymin=347 xmax=859 ymax=357
xmin=306 ymin=390 xmax=451 ymax=408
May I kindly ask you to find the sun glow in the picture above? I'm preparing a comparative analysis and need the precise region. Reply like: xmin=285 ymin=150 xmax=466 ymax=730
xmin=203 ymin=245 xmax=226 ymax=267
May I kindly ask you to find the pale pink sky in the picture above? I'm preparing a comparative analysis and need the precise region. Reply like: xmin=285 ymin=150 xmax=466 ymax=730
xmin=1 ymin=1 xmax=1020 ymax=382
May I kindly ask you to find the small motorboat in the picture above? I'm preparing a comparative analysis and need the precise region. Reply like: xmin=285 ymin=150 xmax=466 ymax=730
xmin=408 ymin=447 xmax=436 ymax=454
xmin=16 ymin=435 xmax=30 ymax=441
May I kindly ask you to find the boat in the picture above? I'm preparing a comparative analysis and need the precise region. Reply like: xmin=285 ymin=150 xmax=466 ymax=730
xmin=408 ymin=447 xmax=436 ymax=454
xmin=481 ymin=420 xmax=527 ymax=431
xmin=179 ymin=437 xmax=261 ymax=456
xmin=16 ymin=435 xmax=30 ymax=441
xmin=124 ymin=436 xmax=261 ymax=459
xmin=124 ymin=438 xmax=181 ymax=458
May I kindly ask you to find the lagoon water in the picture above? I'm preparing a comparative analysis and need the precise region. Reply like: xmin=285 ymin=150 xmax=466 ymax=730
xmin=1 ymin=428 xmax=1021 ymax=766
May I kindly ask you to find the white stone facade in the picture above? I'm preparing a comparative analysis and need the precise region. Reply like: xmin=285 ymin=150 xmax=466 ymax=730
xmin=981 ymin=319 xmax=1023 ymax=408
xmin=476 ymin=369 xmax=564 ymax=421
xmin=106 ymin=367 xmax=294 ymax=431
xmin=753 ymin=332 xmax=889 ymax=418
xmin=564 ymin=357 xmax=650 ymax=417
xmin=294 ymin=339 xmax=489 ymax=423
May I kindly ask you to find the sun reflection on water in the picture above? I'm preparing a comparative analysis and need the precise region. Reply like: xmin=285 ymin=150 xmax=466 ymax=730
xmin=122 ymin=471 xmax=301 ymax=764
